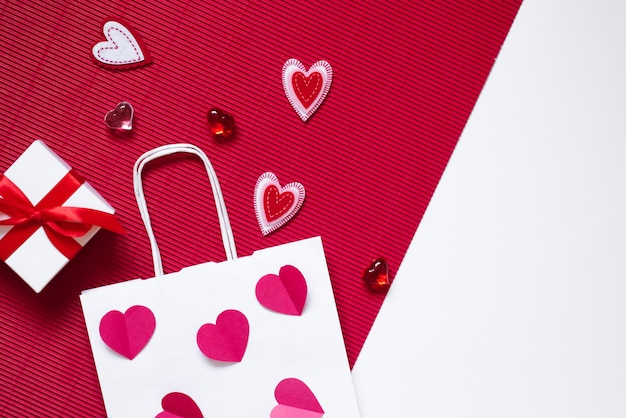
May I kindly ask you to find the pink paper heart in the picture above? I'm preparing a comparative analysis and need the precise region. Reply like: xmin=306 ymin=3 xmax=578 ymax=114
xmin=196 ymin=309 xmax=249 ymax=362
xmin=271 ymin=378 xmax=324 ymax=418
xmin=156 ymin=392 xmax=204 ymax=418
xmin=256 ymin=265 xmax=308 ymax=315
xmin=99 ymin=305 xmax=155 ymax=360
xmin=271 ymin=406 xmax=324 ymax=418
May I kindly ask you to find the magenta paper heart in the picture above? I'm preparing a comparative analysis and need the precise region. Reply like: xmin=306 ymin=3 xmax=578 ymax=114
xmin=271 ymin=378 xmax=324 ymax=418
xmin=256 ymin=265 xmax=308 ymax=315
xmin=196 ymin=309 xmax=249 ymax=362
xmin=156 ymin=392 xmax=204 ymax=418
xmin=99 ymin=305 xmax=155 ymax=360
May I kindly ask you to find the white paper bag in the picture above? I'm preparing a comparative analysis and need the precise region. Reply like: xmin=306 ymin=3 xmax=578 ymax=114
xmin=80 ymin=144 xmax=360 ymax=418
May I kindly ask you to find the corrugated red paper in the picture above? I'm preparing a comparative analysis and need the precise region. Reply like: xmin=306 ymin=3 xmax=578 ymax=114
xmin=0 ymin=1 xmax=521 ymax=415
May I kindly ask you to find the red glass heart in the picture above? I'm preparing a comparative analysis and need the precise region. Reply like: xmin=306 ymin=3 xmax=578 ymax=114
xmin=207 ymin=107 xmax=235 ymax=140
xmin=362 ymin=258 xmax=391 ymax=292
xmin=104 ymin=101 xmax=133 ymax=131
xmin=292 ymin=72 xmax=323 ymax=108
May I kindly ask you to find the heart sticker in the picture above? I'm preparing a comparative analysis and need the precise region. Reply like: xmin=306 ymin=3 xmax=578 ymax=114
xmin=196 ymin=309 xmax=249 ymax=362
xmin=256 ymin=265 xmax=308 ymax=316
xmin=271 ymin=378 xmax=324 ymax=418
xmin=104 ymin=101 xmax=134 ymax=132
xmin=156 ymin=392 xmax=204 ymax=418
xmin=99 ymin=305 xmax=155 ymax=360
xmin=254 ymin=172 xmax=305 ymax=236
xmin=282 ymin=59 xmax=333 ymax=122
xmin=92 ymin=19 xmax=152 ymax=70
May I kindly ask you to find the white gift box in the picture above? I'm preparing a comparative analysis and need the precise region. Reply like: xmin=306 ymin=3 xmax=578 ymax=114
xmin=0 ymin=140 xmax=117 ymax=292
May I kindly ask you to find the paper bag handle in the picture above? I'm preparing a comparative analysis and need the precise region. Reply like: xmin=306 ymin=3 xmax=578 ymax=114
xmin=133 ymin=144 xmax=238 ymax=276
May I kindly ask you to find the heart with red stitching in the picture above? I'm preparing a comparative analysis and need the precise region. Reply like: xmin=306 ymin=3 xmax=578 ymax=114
xmin=254 ymin=172 xmax=305 ymax=236
xmin=92 ymin=18 xmax=152 ymax=70
xmin=282 ymin=59 xmax=333 ymax=122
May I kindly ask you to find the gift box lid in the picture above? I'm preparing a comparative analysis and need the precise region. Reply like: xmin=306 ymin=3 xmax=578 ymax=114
xmin=0 ymin=140 xmax=116 ymax=292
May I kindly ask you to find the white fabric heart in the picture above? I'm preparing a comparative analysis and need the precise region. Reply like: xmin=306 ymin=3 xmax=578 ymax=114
xmin=92 ymin=21 xmax=147 ymax=67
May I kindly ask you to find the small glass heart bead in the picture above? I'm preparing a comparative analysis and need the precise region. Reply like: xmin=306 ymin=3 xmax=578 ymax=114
xmin=207 ymin=107 xmax=235 ymax=140
xmin=104 ymin=101 xmax=134 ymax=132
xmin=362 ymin=258 xmax=391 ymax=292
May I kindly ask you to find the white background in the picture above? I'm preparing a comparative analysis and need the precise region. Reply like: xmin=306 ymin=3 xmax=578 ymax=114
xmin=352 ymin=0 xmax=626 ymax=416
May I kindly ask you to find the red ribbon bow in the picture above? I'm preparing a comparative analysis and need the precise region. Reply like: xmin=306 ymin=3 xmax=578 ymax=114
xmin=0 ymin=170 xmax=125 ymax=261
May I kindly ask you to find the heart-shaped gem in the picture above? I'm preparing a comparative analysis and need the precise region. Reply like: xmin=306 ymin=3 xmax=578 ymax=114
xmin=256 ymin=265 xmax=308 ymax=316
xmin=362 ymin=257 xmax=391 ymax=292
xmin=207 ymin=107 xmax=235 ymax=140
xmin=271 ymin=378 xmax=324 ymax=418
xmin=92 ymin=19 xmax=152 ymax=70
xmin=196 ymin=309 xmax=249 ymax=362
xmin=282 ymin=59 xmax=333 ymax=122
xmin=156 ymin=392 xmax=204 ymax=418
xmin=254 ymin=172 xmax=305 ymax=235
xmin=99 ymin=305 xmax=155 ymax=360
xmin=104 ymin=101 xmax=134 ymax=132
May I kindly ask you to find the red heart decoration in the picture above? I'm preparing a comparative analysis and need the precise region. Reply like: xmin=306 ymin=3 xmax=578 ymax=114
xmin=264 ymin=185 xmax=295 ymax=222
xmin=292 ymin=72 xmax=323 ymax=109
xmin=282 ymin=59 xmax=333 ymax=121
xmin=254 ymin=172 xmax=305 ymax=235
xmin=207 ymin=107 xmax=235 ymax=140
xmin=99 ymin=305 xmax=155 ymax=360
xmin=196 ymin=309 xmax=249 ymax=362
xmin=156 ymin=392 xmax=204 ymax=418
xmin=104 ymin=101 xmax=134 ymax=132
xmin=361 ymin=258 xmax=391 ymax=292
xmin=256 ymin=265 xmax=308 ymax=316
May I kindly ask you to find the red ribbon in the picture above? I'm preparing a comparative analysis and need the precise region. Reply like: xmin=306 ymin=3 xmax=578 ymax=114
xmin=0 ymin=170 xmax=125 ymax=261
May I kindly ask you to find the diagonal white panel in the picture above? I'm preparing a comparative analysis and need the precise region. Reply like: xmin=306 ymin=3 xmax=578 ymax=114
xmin=353 ymin=0 xmax=626 ymax=416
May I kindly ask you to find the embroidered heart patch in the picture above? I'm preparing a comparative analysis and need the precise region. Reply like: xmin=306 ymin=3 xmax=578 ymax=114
xmin=196 ymin=309 xmax=249 ymax=362
xmin=282 ymin=59 xmax=333 ymax=122
xmin=99 ymin=305 xmax=155 ymax=360
xmin=92 ymin=19 xmax=152 ymax=70
xmin=271 ymin=378 xmax=324 ymax=418
xmin=254 ymin=172 xmax=305 ymax=235
xmin=156 ymin=392 xmax=204 ymax=418
xmin=256 ymin=265 xmax=308 ymax=316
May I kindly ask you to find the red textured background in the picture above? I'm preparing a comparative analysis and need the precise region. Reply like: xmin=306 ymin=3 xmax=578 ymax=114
xmin=0 ymin=1 xmax=521 ymax=415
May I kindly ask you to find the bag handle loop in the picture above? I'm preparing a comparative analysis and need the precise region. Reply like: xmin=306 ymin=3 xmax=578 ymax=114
xmin=133 ymin=144 xmax=237 ymax=276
